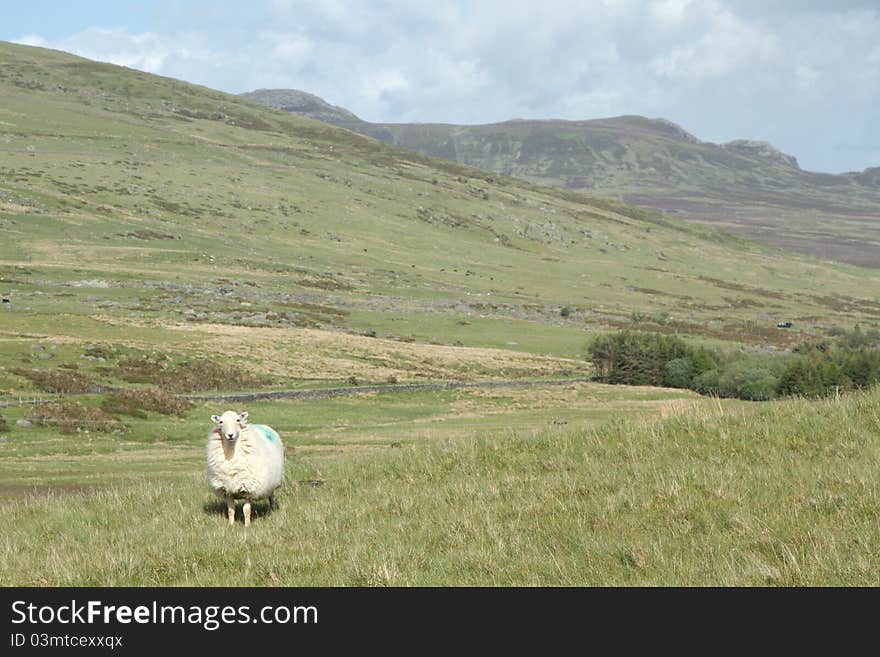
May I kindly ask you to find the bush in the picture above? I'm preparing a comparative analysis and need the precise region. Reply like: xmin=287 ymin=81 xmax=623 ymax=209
xmin=101 ymin=388 xmax=193 ymax=418
xmin=663 ymin=358 xmax=694 ymax=389
xmin=718 ymin=361 xmax=779 ymax=401
xmin=589 ymin=329 xmax=878 ymax=402
xmin=114 ymin=355 xmax=265 ymax=392
xmin=589 ymin=331 xmax=715 ymax=387
xmin=0 ymin=415 xmax=7 ymax=433
xmin=11 ymin=368 xmax=97 ymax=393
xmin=693 ymin=369 xmax=721 ymax=395
xmin=836 ymin=349 xmax=880 ymax=389
xmin=832 ymin=324 xmax=880 ymax=350
xmin=27 ymin=401 xmax=123 ymax=434
xmin=777 ymin=360 xmax=852 ymax=398
xmin=651 ymin=311 xmax=671 ymax=326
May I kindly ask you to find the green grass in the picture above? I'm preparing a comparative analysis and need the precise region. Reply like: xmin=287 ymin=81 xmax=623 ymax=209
xmin=1 ymin=40 xmax=879 ymax=364
xmin=274 ymin=104 xmax=880 ymax=268
xmin=1 ymin=386 xmax=877 ymax=586
xmin=1 ymin=42 xmax=879 ymax=587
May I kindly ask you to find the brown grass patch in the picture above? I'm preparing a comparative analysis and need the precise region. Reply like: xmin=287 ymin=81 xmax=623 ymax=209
xmin=114 ymin=355 xmax=267 ymax=392
xmin=101 ymin=388 xmax=193 ymax=418
xmin=140 ymin=321 xmax=587 ymax=382
xmin=11 ymin=368 xmax=97 ymax=393
xmin=27 ymin=401 xmax=123 ymax=434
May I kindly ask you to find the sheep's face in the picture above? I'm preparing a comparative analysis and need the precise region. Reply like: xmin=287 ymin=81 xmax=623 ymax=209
xmin=211 ymin=410 xmax=249 ymax=443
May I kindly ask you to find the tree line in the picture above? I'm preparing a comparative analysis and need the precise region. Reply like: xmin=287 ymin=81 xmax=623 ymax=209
xmin=588 ymin=326 xmax=880 ymax=401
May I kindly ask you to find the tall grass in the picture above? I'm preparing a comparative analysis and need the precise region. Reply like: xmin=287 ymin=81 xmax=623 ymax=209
xmin=2 ymin=388 xmax=878 ymax=586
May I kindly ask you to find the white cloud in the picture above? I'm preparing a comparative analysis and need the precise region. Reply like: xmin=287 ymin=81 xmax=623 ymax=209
xmin=650 ymin=0 xmax=697 ymax=27
xmin=8 ymin=0 xmax=880 ymax=171
xmin=265 ymin=32 xmax=314 ymax=66
xmin=14 ymin=27 xmax=173 ymax=73
xmin=14 ymin=34 xmax=47 ymax=47
xmin=652 ymin=8 xmax=779 ymax=81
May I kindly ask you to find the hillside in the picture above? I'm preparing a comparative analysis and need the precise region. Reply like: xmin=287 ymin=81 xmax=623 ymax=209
xmin=1 ymin=40 xmax=879 ymax=393
xmin=244 ymin=89 xmax=880 ymax=268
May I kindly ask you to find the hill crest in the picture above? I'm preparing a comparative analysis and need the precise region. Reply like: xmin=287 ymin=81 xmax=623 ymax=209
xmin=242 ymin=87 xmax=880 ymax=267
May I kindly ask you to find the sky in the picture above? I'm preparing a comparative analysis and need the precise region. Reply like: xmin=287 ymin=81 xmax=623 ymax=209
xmin=3 ymin=0 xmax=879 ymax=174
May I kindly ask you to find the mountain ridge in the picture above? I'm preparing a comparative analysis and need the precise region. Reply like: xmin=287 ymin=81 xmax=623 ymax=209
xmin=242 ymin=88 xmax=880 ymax=267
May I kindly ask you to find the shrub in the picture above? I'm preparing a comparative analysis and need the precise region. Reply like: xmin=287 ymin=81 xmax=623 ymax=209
xmin=836 ymin=349 xmax=880 ymax=388
xmin=114 ymin=355 xmax=265 ymax=392
xmin=11 ymin=368 xmax=97 ymax=393
xmin=718 ymin=361 xmax=779 ymax=401
xmin=82 ymin=344 xmax=117 ymax=360
xmin=589 ymin=329 xmax=878 ymax=402
xmin=27 ymin=401 xmax=123 ymax=434
xmin=651 ymin=311 xmax=671 ymax=326
xmin=663 ymin=358 xmax=694 ymax=389
xmin=777 ymin=360 xmax=852 ymax=398
xmin=101 ymin=388 xmax=193 ymax=418
xmin=589 ymin=331 xmax=707 ymax=387
xmin=560 ymin=306 xmax=572 ymax=318
xmin=0 ymin=415 xmax=7 ymax=432
xmin=168 ymin=360 xmax=264 ymax=392
xmin=693 ymin=369 xmax=721 ymax=395
xmin=113 ymin=354 xmax=169 ymax=384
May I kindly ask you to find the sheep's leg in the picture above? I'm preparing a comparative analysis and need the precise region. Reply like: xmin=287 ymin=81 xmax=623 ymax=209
xmin=226 ymin=496 xmax=235 ymax=525
xmin=243 ymin=501 xmax=252 ymax=527
xmin=268 ymin=494 xmax=276 ymax=510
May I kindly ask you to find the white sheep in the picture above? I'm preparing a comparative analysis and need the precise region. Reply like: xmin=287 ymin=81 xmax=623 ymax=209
xmin=206 ymin=410 xmax=284 ymax=526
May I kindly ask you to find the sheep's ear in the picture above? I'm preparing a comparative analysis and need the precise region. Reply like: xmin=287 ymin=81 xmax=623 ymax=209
xmin=239 ymin=411 xmax=249 ymax=426
xmin=211 ymin=415 xmax=221 ymax=424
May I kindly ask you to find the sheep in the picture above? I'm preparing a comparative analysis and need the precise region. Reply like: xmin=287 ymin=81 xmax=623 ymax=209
xmin=206 ymin=410 xmax=284 ymax=526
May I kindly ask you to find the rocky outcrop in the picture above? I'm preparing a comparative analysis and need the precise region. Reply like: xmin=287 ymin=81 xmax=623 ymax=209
xmin=722 ymin=139 xmax=800 ymax=169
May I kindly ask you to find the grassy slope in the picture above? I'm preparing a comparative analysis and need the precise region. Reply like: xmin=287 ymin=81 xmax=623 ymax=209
xmin=1 ymin=41 xmax=879 ymax=381
xmin=2 ymin=385 xmax=877 ymax=585
xmin=246 ymin=90 xmax=880 ymax=267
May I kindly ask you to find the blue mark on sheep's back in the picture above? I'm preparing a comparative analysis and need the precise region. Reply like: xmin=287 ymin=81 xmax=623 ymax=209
xmin=252 ymin=424 xmax=279 ymax=443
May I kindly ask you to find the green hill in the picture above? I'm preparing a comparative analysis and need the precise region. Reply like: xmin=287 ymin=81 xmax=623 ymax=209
xmin=1 ymin=40 xmax=878 ymax=382
xmin=245 ymin=89 xmax=880 ymax=268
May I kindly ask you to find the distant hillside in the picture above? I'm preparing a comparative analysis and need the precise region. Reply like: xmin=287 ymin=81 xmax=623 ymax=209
xmin=244 ymin=89 xmax=880 ymax=268
xmin=1 ymin=41 xmax=879 ymax=366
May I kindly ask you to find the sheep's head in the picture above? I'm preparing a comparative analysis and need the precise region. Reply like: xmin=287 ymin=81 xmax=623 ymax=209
xmin=211 ymin=410 xmax=249 ymax=443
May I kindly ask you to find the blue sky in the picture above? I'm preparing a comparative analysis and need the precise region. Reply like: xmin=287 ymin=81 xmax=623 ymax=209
xmin=3 ymin=1 xmax=879 ymax=174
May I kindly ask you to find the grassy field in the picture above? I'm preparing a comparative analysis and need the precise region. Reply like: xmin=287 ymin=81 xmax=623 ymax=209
xmin=1 ymin=42 xmax=879 ymax=587
xmin=1 ymin=385 xmax=877 ymax=586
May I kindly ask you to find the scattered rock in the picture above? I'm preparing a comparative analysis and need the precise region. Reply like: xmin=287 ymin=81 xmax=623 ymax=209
xmin=16 ymin=419 xmax=32 ymax=428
